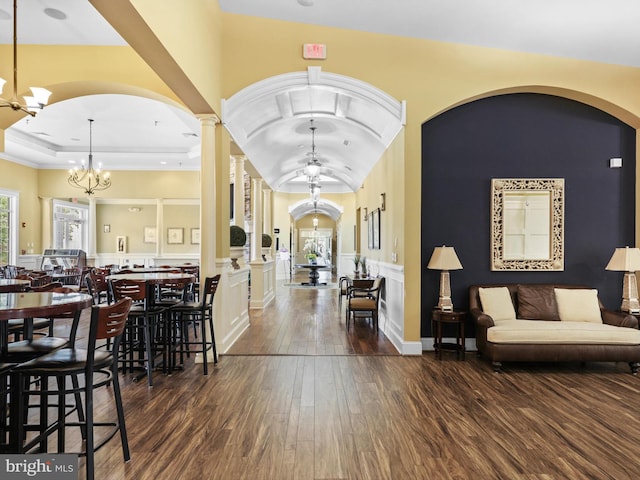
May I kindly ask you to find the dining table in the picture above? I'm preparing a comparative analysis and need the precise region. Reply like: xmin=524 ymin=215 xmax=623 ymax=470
xmin=0 ymin=279 xmax=31 ymax=293
xmin=0 ymin=291 xmax=94 ymax=356
xmin=0 ymin=290 xmax=93 ymax=452
xmin=295 ymin=263 xmax=330 ymax=286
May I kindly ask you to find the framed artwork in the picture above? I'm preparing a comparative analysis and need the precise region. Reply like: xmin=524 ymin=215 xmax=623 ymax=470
xmin=367 ymin=212 xmax=374 ymax=249
xmin=116 ymin=236 xmax=127 ymax=253
xmin=143 ymin=226 xmax=157 ymax=244
xmin=103 ymin=224 xmax=111 ymax=233
xmin=371 ymin=208 xmax=381 ymax=250
xmin=167 ymin=227 xmax=184 ymax=244
xmin=191 ymin=228 xmax=201 ymax=245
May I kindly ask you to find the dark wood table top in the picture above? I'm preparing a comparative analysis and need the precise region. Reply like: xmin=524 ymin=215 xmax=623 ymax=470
xmin=0 ymin=291 xmax=93 ymax=321
xmin=106 ymin=272 xmax=195 ymax=284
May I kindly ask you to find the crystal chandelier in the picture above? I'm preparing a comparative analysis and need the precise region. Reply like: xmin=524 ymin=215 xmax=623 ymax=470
xmin=0 ymin=0 xmax=52 ymax=116
xmin=68 ymin=119 xmax=112 ymax=195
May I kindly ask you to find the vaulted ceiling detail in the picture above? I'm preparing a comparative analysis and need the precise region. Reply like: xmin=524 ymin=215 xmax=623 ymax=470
xmin=222 ymin=67 xmax=405 ymax=194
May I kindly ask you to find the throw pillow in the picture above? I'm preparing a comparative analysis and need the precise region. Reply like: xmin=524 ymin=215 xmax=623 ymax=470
xmin=554 ymin=288 xmax=602 ymax=323
xmin=479 ymin=287 xmax=517 ymax=321
xmin=517 ymin=285 xmax=560 ymax=320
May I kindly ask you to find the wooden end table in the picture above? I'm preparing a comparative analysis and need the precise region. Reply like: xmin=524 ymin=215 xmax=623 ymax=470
xmin=432 ymin=309 xmax=466 ymax=360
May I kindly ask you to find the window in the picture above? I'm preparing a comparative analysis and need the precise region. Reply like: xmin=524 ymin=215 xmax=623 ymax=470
xmin=0 ymin=189 xmax=18 ymax=265
xmin=53 ymin=200 xmax=88 ymax=250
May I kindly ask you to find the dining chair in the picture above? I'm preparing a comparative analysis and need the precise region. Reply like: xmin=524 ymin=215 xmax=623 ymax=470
xmin=86 ymin=271 xmax=111 ymax=305
xmin=167 ymin=275 xmax=221 ymax=374
xmin=109 ymin=278 xmax=165 ymax=386
xmin=338 ymin=276 xmax=350 ymax=310
xmin=11 ymin=298 xmax=132 ymax=480
xmin=346 ymin=276 xmax=385 ymax=332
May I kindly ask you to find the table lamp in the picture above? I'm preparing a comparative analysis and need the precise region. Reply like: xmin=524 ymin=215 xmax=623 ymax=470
xmin=427 ymin=245 xmax=463 ymax=312
xmin=605 ymin=246 xmax=640 ymax=314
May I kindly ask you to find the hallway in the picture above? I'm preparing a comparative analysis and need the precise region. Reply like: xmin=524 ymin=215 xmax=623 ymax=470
xmin=227 ymin=272 xmax=399 ymax=356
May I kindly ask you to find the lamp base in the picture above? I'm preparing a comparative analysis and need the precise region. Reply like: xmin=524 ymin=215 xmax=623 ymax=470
xmin=621 ymin=271 xmax=640 ymax=314
xmin=437 ymin=270 xmax=454 ymax=312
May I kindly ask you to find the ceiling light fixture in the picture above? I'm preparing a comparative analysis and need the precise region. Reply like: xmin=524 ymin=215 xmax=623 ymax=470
xmin=304 ymin=119 xmax=322 ymax=179
xmin=68 ymin=119 xmax=112 ymax=195
xmin=0 ymin=0 xmax=52 ymax=116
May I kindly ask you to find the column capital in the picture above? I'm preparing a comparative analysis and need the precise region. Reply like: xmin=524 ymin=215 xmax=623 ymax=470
xmin=197 ymin=114 xmax=221 ymax=125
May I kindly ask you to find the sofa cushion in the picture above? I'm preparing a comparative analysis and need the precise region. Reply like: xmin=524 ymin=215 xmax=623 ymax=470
xmin=554 ymin=288 xmax=602 ymax=323
xmin=488 ymin=319 xmax=640 ymax=344
xmin=479 ymin=287 xmax=516 ymax=321
xmin=517 ymin=285 xmax=559 ymax=320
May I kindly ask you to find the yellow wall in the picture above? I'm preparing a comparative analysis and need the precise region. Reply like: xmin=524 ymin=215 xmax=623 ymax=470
xmin=96 ymin=204 xmax=157 ymax=254
xmin=37 ymin=169 xmax=200 ymax=200
xmin=0 ymin=159 xmax=40 ymax=253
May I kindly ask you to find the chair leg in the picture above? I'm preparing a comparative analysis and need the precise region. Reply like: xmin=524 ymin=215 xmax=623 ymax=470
xmin=143 ymin=315 xmax=154 ymax=387
xmin=111 ymin=363 xmax=130 ymax=462
xmin=85 ymin=375 xmax=95 ymax=480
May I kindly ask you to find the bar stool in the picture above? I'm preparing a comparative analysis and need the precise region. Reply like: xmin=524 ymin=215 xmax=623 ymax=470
xmin=11 ymin=298 xmax=132 ymax=480
xmin=168 ymin=275 xmax=220 ymax=374
xmin=109 ymin=278 xmax=165 ymax=386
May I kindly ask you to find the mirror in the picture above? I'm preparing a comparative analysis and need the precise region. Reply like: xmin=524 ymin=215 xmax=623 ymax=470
xmin=491 ymin=178 xmax=564 ymax=271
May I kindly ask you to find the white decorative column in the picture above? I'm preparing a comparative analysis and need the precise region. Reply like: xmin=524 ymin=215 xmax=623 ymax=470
xmin=199 ymin=115 xmax=218 ymax=278
xmin=88 ymin=197 xmax=97 ymax=259
xmin=262 ymin=186 xmax=273 ymax=260
xmin=155 ymin=199 xmax=164 ymax=260
xmin=196 ymin=115 xmax=219 ymax=364
xmin=249 ymin=178 xmax=274 ymax=308
xmin=232 ymin=155 xmax=246 ymax=228
xmin=250 ymin=178 xmax=263 ymax=262
xmin=39 ymin=196 xmax=52 ymax=250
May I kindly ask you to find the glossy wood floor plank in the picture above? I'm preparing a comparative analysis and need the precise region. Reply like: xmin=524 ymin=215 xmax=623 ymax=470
xmin=38 ymin=280 xmax=640 ymax=479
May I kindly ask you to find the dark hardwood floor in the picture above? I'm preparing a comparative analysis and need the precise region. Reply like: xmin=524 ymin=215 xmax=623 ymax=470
xmin=38 ymin=274 xmax=640 ymax=479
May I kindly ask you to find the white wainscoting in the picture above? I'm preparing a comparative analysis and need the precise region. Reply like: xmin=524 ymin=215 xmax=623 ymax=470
xmin=363 ymin=260 xmax=420 ymax=355
xmin=216 ymin=264 xmax=250 ymax=354
xmin=249 ymin=259 xmax=276 ymax=309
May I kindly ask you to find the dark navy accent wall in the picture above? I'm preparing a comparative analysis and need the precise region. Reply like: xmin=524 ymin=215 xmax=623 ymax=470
xmin=421 ymin=93 xmax=636 ymax=336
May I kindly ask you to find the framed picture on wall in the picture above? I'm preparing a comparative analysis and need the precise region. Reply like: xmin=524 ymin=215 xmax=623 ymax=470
xmin=372 ymin=208 xmax=381 ymax=250
xmin=191 ymin=228 xmax=201 ymax=245
xmin=143 ymin=226 xmax=157 ymax=244
xmin=167 ymin=227 xmax=184 ymax=244
xmin=367 ymin=212 xmax=374 ymax=249
xmin=116 ymin=236 xmax=127 ymax=254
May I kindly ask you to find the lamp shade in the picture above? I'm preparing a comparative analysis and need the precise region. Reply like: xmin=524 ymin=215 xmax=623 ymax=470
xmin=427 ymin=246 xmax=463 ymax=271
xmin=605 ymin=246 xmax=640 ymax=272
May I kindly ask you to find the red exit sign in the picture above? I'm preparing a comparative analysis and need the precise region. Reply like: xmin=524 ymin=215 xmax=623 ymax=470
xmin=303 ymin=43 xmax=327 ymax=59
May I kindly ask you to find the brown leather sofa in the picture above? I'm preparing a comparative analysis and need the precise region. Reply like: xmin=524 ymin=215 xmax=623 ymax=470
xmin=469 ymin=284 xmax=640 ymax=373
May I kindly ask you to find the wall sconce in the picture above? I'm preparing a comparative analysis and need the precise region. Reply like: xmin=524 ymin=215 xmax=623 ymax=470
xmin=380 ymin=193 xmax=386 ymax=211
xmin=363 ymin=207 xmax=368 ymax=221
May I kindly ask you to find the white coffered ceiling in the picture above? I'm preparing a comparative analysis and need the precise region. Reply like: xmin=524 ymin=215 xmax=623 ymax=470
xmin=1 ymin=0 xmax=640 ymax=191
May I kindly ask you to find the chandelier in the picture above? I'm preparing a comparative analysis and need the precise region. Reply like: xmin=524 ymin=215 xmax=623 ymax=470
xmin=68 ymin=119 xmax=112 ymax=195
xmin=0 ymin=0 xmax=52 ymax=116
xmin=304 ymin=119 xmax=321 ymax=180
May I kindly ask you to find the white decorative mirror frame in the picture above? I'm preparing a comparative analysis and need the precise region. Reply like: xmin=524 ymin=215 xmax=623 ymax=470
xmin=491 ymin=178 xmax=564 ymax=271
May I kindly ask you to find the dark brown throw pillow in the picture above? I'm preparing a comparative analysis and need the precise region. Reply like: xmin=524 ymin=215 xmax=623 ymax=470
xmin=517 ymin=285 xmax=560 ymax=320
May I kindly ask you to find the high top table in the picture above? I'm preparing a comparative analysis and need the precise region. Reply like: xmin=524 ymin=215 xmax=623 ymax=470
xmin=0 ymin=291 xmax=93 ymax=356
xmin=0 ymin=291 xmax=93 ymax=452
xmin=0 ymin=279 xmax=31 ymax=293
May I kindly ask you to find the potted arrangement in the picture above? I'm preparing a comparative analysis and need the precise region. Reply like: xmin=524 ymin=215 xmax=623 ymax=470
xmin=230 ymin=225 xmax=247 ymax=269
xmin=360 ymin=256 xmax=367 ymax=277
xmin=262 ymin=233 xmax=273 ymax=261
xmin=352 ymin=254 xmax=361 ymax=277
xmin=307 ymin=252 xmax=318 ymax=264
